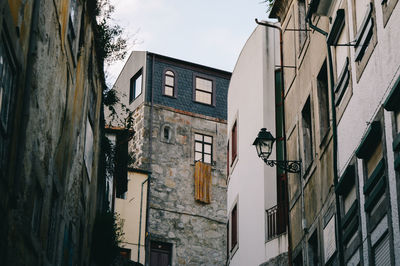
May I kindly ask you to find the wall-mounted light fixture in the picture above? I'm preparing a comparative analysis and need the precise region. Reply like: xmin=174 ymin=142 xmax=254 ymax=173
xmin=253 ymin=128 xmax=301 ymax=173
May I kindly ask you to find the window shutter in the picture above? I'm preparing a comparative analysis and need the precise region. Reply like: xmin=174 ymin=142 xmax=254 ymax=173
xmin=374 ymin=233 xmax=390 ymax=266
xmin=194 ymin=161 xmax=212 ymax=203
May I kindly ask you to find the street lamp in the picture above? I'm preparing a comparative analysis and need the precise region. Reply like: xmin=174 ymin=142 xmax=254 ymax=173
xmin=253 ymin=128 xmax=302 ymax=173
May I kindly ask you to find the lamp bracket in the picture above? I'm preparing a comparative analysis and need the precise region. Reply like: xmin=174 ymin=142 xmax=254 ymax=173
xmin=263 ymin=159 xmax=302 ymax=173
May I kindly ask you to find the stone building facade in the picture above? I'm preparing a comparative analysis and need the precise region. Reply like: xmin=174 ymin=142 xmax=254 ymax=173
xmin=107 ymin=51 xmax=230 ymax=265
xmin=269 ymin=0 xmax=400 ymax=265
xmin=0 ymin=0 xmax=106 ymax=265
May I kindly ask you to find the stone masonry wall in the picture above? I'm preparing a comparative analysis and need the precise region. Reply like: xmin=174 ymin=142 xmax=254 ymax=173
xmin=132 ymin=103 xmax=227 ymax=265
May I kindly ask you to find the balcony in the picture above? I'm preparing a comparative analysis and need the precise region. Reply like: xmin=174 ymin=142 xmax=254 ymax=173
xmin=265 ymin=204 xmax=287 ymax=241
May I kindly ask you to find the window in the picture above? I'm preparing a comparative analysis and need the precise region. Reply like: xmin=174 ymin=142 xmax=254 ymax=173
xmin=351 ymin=1 xmax=377 ymax=80
xmin=227 ymin=141 xmax=229 ymax=178
xmin=356 ymin=121 xmax=390 ymax=233
xmin=308 ymin=231 xmax=319 ymax=266
xmin=194 ymin=76 xmax=214 ymax=105
xmin=301 ymin=97 xmax=313 ymax=170
xmin=194 ymin=133 xmax=212 ymax=164
xmin=336 ymin=163 xmax=360 ymax=255
xmin=0 ymin=37 xmax=16 ymax=133
xmin=150 ymin=241 xmax=172 ymax=266
xmin=317 ymin=61 xmax=330 ymax=140
xmin=84 ymin=117 xmax=94 ymax=181
xmin=230 ymin=204 xmax=238 ymax=251
xmin=231 ymin=121 xmax=237 ymax=164
xmin=129 ymin=69 xmax=143 ymax=103
xmin=163 ymin=70 xmax=176 ymax=97
xmin=373 ymin=232 xmax=391 ymax=266
xmin=67 ymin=0 xmax=79 ymax=56
xmin=298 ymin=0 xmax=307 ymax=50
xmin=395 ymin=109 xmax=400 ymax=134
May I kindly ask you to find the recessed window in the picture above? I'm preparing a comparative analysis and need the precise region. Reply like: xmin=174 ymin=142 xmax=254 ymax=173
xmin=317 ymin=61 xmax=330 ymax=140
xmin=129 ymin=69 xmax=143 ymax=103
xmin=194 ymin=76 xmax=213 ymax=105
xmin=231 ymin=121 xmax=237 ymax=164
xmin=301 ymin=97 xmax=314 ymax=170
xmin=230 ymin=204 xmax=238 ymax=251
xmin=194 ymin=133 xmax=212 ymax=164
xmin=163 ymin=70 xmax=175 ymax=97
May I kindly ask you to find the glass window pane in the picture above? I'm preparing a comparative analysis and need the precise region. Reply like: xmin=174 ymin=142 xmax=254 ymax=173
xmin=195 ymin=152 xmax=202 ymax=161
xmin=204 ymin=154 xmax=211 ymax=164
xmin=164 ymin=86 xmax=173 ymax=96
xmin=165 ymin=70 xmax=174 ymax=76
xmin=196 ymin=91 xmax=212 ymax=104
xmin=165 ymin=76 xmax=174 ymax=86
xmin=135 ymin=74 xmax=142 ymax=98
xmin=204 ymin=136 xmax=212 ymax=143
xmin=195 ymin=134 xmax=203 ymax=141
xmin=204 ymin=144 xmax=211 ymax=154
xmin=195 ymin=142 xmax=202 ymax=152
xmin=196 ymin=77 xmax=212 ymax=92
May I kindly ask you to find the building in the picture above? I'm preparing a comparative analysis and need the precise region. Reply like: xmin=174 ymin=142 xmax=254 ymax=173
xmin=114 ymin=169 xmax=149 ymax=264
xmin=269 ymin=0 xmax=400 ymax=265
xmin=106 ymin=51 xmax=230 ymax=265
xmin=0 ymin=0 xmax=107 ymax=265
xmin=226 ymin=25 xmax=289 ymax=265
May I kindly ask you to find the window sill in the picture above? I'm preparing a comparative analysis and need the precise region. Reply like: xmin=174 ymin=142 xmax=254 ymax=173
xmin=162 ymin=94 xmax=177 ymax=99
xmin=193 ymin=100 xmax=215 ymax=108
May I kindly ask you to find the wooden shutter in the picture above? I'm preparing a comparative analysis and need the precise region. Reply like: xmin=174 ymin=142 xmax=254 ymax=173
xmin=194 ymin=161 xmax=212 ymax=203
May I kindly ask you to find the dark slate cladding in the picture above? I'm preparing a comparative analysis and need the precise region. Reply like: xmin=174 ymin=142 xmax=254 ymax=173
xmin=145 ymin=53 xmax=230 ymax=120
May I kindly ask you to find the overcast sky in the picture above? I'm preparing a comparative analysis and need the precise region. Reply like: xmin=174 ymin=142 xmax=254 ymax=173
xmin=106 ymin=0 xmax=271 ymax=85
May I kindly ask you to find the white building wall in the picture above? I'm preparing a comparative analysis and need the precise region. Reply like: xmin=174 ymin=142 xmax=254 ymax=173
xmin=227 ymin=24 xmax=286 ymax=266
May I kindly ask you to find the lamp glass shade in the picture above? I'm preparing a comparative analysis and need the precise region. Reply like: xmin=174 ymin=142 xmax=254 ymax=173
xmin=253 ymin=128 xmax=275 ymax=160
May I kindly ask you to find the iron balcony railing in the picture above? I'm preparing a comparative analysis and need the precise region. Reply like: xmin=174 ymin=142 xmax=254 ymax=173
xmin=265 ymin=204 xmax=287 ymax=241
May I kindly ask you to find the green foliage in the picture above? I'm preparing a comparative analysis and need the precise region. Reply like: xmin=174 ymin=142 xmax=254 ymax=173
xmin=91 ymin=210 xmax=125 ymax=266
xmin=89 ymin=0 xmax=127 ymax=68
xmin=262 ymin=0 xmax=275 ymax=11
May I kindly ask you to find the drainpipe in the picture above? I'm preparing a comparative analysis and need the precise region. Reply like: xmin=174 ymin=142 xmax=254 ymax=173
xmin=255 ymin=19 xmax=292 ymax=266
xmin=306 ymin=6 xmax=345 ymax=266
xmin=138 ymin=178 xmax=148 ymax=263
xmin=144 ymin=54 xmax=155 ymax=266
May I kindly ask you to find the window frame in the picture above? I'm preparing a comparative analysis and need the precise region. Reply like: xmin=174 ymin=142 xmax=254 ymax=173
xmin=192 ymin=73 xmax=216 ymax=106
xmin=129 ymin=68 xmax=143 ymax=104
xmin=194 ymin=133 xmax=213 ymax=164
xmin=351 ymin=0 xmax=378 ymax=81
xmin=231 ymin=121 xmax=237 ymax=165
xmin=301 ymin=97 xmax=314 ymax=172
xmin=162 ymin=69 xmax=177 ymax=98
